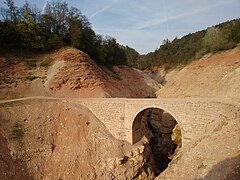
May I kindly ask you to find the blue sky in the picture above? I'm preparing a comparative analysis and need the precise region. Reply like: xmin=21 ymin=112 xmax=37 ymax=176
xmin=1 ymin=0 xmax=240 ymax=54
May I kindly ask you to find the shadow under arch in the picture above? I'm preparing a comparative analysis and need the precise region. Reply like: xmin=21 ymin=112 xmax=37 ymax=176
xmin=132 ymin=107 xmax=182 ymax=175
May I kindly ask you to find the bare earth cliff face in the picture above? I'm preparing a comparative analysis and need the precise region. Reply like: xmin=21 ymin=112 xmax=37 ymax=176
xmin=0 ymin=48 xmax=160 ymax=99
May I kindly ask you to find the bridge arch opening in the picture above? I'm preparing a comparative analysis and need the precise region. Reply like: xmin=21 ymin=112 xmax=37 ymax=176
xmin=132 ymin=107 xmax=182 ymax=175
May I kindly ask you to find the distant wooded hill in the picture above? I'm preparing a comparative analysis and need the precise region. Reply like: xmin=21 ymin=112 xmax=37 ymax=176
xmin=132 ymin=19 xmax=240 ymax=70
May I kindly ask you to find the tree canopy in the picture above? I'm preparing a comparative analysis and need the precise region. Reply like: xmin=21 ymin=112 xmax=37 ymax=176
xmin=0 ymin=0 xmax=130 ymax=66
xmin=135 ymin=19 xmax=240 ymax=70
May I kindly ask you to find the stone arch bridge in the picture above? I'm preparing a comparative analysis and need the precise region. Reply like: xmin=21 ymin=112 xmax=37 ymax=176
xmin=77 ymin=98 xmax=240 ymax=148
xmin=1 ymin=97 xmax=240 ymax=149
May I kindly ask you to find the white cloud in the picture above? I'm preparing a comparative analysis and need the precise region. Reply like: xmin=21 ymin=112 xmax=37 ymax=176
xmin=41 ymin=0 xmax=48 ymax=14
xmin=89 ymin=0 xmax=120 ymax=19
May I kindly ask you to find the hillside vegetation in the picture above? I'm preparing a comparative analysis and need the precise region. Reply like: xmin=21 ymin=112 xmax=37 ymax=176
xmin=135 ymin=19 xmax=240 ymax=70
xmin=0 ymin=0 xmax=131 ymax=66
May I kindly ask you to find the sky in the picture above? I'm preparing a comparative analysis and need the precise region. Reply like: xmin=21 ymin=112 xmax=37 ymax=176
xmin=1 ymin=0 xmax=240 ymax=54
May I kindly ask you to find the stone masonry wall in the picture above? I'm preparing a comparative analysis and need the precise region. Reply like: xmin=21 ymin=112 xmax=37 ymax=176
xmin=76 ymin=98 xmax=240 ymax=150
xmin=79 ymin=99 xmax=126 ymax=140
xmin=0 ymin=97 xmax=239 ymax=150
xmin=125 ymin=98 xmax=240 ymax=150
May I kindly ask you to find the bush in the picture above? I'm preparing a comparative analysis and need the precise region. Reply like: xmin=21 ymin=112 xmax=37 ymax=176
xmin=40 ymin=58 xmax=53 ymax=67
xmin=26 ymin=75 xmax=37 ymax=81
xmin=11 ymin=121 xmax=25 ymax=140
xmin=25 ymin=59 xmax=37 ymax=70
xmin=2 ymin=77 xmax=15 ymax=84
xmin=164 ymin=64 xmax=172 ymax=71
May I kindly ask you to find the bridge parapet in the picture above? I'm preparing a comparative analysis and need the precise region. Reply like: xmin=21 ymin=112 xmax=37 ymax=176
xmin=77 ymin=98 xmax=240 ymax=150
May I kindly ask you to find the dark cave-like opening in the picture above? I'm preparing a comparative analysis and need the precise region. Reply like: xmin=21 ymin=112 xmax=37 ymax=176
xmin=132 ymin=108 xmax=181 ymax=176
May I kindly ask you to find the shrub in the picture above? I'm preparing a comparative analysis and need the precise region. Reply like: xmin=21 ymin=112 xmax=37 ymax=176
xmin=2 ymin=77 xmax=15 ymax=84
xmin=40 ymin=58 xmax=53 ymax=67
xmin=26 ymin=75 xmax=37 ymax=81
xmin=11 ymin=121 xmax=25 ymax=140
xmin=164 ymin=64 xmax=172 ymax=71
xmin=25 ymin=60 xmax=37 ymax=70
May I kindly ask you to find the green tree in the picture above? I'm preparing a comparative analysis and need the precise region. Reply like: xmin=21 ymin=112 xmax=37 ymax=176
xmin=123 ymin=46 xmax=139 ymax=67
xmin=41 ymin=0 xmax=69 ymax=34
xmin=231 ymin=21 xmax=240 ymax=43
xmin=16 ymin=11 xmax=44 ymax=49
xmin=20 ymin=1 xmax=40 ymax=22
xmin=68 ymin=19 xmax=82 ymax=48
xmin=202 ymin=27 xmax=228 ymax=52
xmin=101 ymin=37 xmax=127 ymax=65
xmin=67 ymin=7 xmax=84 ymax=48
xmin=0 ymin=21 xmax=21 ymax=48
xmin=4 ymin=0 xmax=18 ymax=22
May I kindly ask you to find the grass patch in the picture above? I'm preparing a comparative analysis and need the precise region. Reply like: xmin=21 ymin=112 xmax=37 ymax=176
xmin=111 ymin=73 xmax=122 ymax=80
xmin=41 ymin=76 xmax=47 ymax=83
xmin=11 ymin=121 xmax=25 ymax=140
xmin=40 ymin=57 xmax=53 ymax=68
xmin=2 ymin=77 xmax=15 ymax=84
xmin=163 ymin=64 xmax=172 ymax=71
xmin=106 ymin=66 xmax=122 ymax=80
xmin=26 ymin=75 xmax=38 ymax=81
xmin=25 ymin=59 xmax=37 ymax=70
